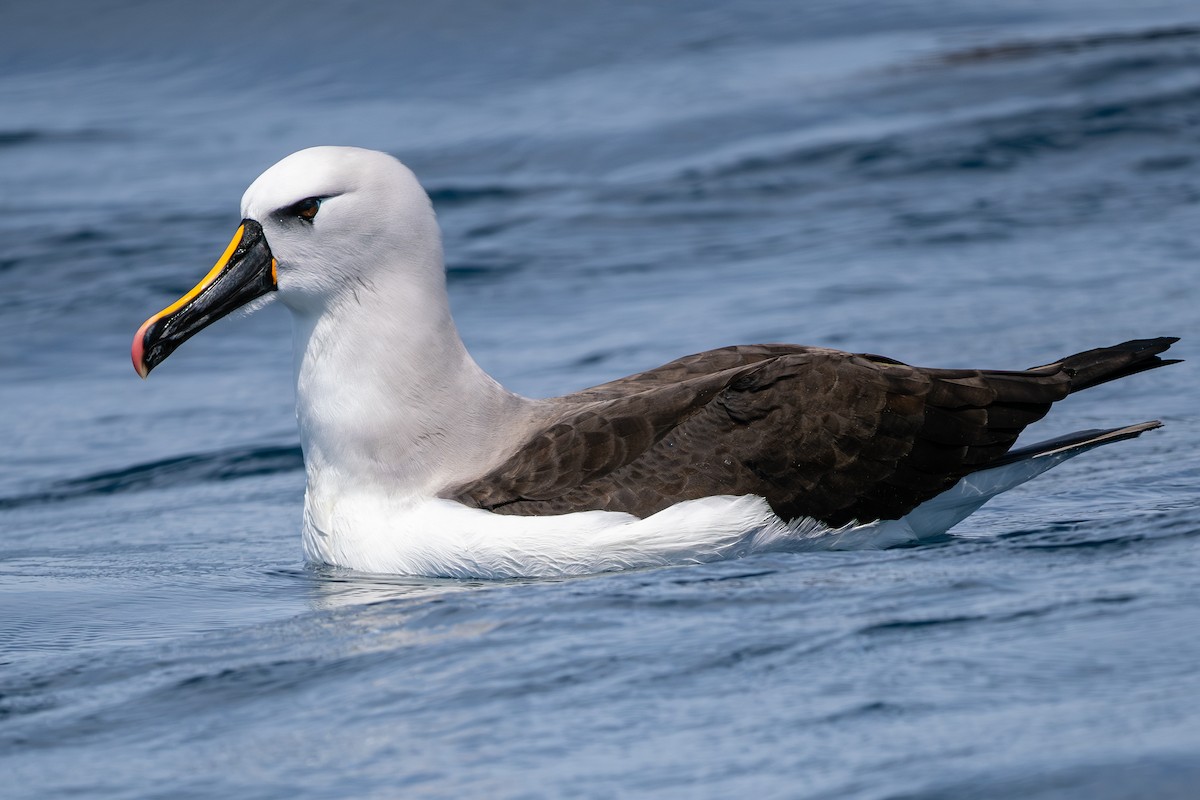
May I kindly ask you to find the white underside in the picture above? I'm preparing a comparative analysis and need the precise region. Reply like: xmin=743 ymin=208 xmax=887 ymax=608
xmin=302 ymin=447 xmax=1081 ymax=579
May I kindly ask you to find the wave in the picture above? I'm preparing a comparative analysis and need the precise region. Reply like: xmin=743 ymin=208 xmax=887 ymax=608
xmin=614 ymin=24 xmax=1200 ymax=199
xmin=663 ymin=84 xmax=1200 ymax=190
xmin=935 ymin=24 xmax=1200 ymax=66
xmin=0 ymin=127 xmax=119 ymax=148
xmin=425 ymin=184 xmax=529 ymax=206
xmin=0 ymin=444 xmax=302 ymax=510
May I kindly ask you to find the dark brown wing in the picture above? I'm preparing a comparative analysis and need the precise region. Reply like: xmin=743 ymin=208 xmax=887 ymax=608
xmin=568 ymin=344 xmax=824 ymax=401
xmin=446 ymin=338 xmax=1177 ymax=525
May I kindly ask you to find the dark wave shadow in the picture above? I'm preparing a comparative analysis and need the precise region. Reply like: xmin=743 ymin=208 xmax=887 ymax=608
xmin=0 ymin=127 xmax=120 ymax=148
xmin=0 ymin=444 xmax=303 ymax=510
xmin=445 ymin=261 xmax=522 ymax=285
xmin=935 ymin=24 xmax=1200 ymax=66
xmin=427 ymin=185 xmax=526 ymax=206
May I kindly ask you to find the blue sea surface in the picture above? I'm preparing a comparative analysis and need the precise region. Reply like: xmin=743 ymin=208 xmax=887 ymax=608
xmin=2 ymin=1 xmax=1199 ymax=797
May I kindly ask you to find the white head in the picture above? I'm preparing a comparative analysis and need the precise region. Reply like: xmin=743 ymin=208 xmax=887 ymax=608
xmin=242 ymin=146 xmax=444 ymax=315
xmin=133 ymin=146 xmax=451 ymax=375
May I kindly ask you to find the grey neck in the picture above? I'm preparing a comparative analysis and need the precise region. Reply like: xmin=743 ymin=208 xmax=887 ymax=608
xmin=288 ymin=277 xmax=536 ymax=499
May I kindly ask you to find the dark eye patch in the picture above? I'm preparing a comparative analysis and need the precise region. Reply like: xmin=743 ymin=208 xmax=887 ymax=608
xmin=278 ymin=196 xmax=323 ymax=223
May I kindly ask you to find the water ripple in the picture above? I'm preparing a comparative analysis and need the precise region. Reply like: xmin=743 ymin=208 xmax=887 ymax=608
xmin=0 ymin=444 xmax=302 ymax=510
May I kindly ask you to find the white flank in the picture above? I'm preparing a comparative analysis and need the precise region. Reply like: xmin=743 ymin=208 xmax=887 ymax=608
xmin=300 ymin=446 xmax=1084 ymax=579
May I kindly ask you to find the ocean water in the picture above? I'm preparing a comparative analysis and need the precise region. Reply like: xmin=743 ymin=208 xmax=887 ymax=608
xmin=2 ymin=1 xmax=1199 ymax=797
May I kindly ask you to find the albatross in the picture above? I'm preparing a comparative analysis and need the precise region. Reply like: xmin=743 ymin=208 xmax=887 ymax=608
xmin=132 ymin=146 xmax=1179 ymax=578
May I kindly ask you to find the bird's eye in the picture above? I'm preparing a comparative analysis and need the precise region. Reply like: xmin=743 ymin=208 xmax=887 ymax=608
xmin=284 ymin=197 xmax=322 ymax=222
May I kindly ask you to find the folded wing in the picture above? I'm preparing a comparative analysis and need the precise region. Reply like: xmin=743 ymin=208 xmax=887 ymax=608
xmin=446 ymin=338 xmax=1177 ymax=525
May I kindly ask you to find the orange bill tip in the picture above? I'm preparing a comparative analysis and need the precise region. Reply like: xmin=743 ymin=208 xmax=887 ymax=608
xmin=132 ymin=316 xmax=152 ymax=378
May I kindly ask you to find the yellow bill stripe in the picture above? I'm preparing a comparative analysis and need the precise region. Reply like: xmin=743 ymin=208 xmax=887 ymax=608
xmin=147 ymin=224 xmax=246 ymax=322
